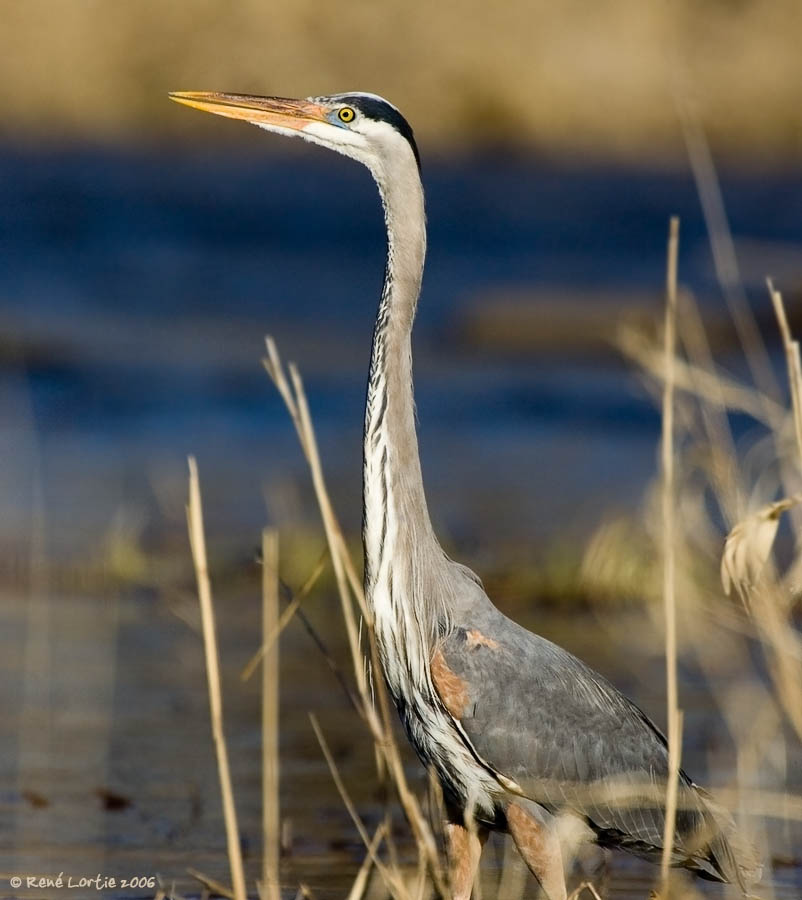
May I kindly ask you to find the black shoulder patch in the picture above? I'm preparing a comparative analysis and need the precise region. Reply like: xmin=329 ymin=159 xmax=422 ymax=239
xmin=342 ymin=95 xmax=421 ymax=171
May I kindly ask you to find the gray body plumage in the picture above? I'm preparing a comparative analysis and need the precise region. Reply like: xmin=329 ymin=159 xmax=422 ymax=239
xmin=435 ymin=577 xmax=741 ymax=881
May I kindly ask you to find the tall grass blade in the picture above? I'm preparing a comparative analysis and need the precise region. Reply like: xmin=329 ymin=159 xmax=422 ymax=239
xmin=660 ymin=216 xmax=682 ymax=892
xmin=262 ymin=528 xmax=281 ymax=900
xmin=187 ymin=457 xmax=247 ymax=900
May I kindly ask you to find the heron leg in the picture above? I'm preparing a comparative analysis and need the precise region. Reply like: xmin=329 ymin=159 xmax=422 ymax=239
xmin=506 ymin=801 xmax=567 ymax=900
xmin=444 ymin=817 xmax=488 ymax=900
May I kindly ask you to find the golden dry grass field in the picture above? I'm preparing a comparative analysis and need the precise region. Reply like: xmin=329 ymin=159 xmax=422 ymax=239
xmin=1 ymin=0 xmax=800 ymax=163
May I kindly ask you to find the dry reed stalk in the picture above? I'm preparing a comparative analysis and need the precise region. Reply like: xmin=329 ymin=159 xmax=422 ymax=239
xmin=755 ymin=283 xmax=802 ymax=743
xmin=617 ymin=325 xmax=785 ymax=428
xmin=767 ymin=278 xmax=802 ymax=597
xmin=567 ymin=882 xmax=604 ymax=900
xmin=462 ymin=797 xmax=483 ymax=900
xmin=308 ymin=712 xmax=407 ymax=900
xmin=186 ymin=457 xmax=247 ymax=900
xmin=288 ymin=361 xmax=368 ymax=613
xmin=734 ymin=695 xmax=781 ymax=895
xmin=264 ymin=336 xmax=449 ymax=898
xmin=264 ymin=339 xmax=363 ymax=605
xmin=410 ymin=856 xmax=428 ymax=900
xmin=346 ymin=822 xmax=386 ymax=900
xmin=659 ymin=216 xmax=683 ymax=892
xmin=674 ymin=84 xmax=778 ymax=404
xmin=263 ymin=338 xmax=370 ymax=695
xmin=262 ymin=528 xmax=281 ymax=900
xmin=186 ymin=866 xmax=237 ymax=900
xmin=768 ymin=279 xmax=802 ymax=465
xmin=709 ymin=282 xmax=802 ymax=743
xmin=241 ymin=548 xmax=327 ymax=682
xmin=675 ymin=288 xmax=743 ymax=525
xmin=747 ymin=585 xmax=802 ymax=743
xmin=684 ymin=621 xmax=778 ymax=889
xmin=382 ymin=804 xmax=402 ymax=883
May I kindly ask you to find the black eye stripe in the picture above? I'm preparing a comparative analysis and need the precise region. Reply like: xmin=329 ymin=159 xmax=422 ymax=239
xmin=337 ymin=95 xmax=420 ymax=171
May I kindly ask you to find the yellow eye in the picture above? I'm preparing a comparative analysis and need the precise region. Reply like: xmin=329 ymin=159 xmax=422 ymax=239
xmin=338 ymin=107 xmax=355 ymax=123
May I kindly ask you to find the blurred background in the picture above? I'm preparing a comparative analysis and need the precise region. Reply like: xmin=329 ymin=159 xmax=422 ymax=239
xmin=1 ymin=1 xmax=801 ymax=897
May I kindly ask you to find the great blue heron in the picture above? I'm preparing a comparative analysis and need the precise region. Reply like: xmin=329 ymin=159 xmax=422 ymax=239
xmin=169 ymin=91 xmax=759 ymax=899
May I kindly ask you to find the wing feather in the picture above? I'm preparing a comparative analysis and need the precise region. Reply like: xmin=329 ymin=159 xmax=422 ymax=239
xmin=438 ymin=615 xmax=717 ymax=866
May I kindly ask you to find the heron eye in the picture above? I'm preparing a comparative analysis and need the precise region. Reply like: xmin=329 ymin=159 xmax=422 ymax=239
xmin=338 ymin=107 xmax=355 ymax=124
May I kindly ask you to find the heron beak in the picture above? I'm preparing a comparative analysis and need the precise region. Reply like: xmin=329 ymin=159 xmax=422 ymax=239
xmin=168 ymin=92 xmax=329 ymax=131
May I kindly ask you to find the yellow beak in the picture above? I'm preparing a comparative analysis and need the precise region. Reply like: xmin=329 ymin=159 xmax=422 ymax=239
xmin=168 ymin=92 xmax=329 ymax=131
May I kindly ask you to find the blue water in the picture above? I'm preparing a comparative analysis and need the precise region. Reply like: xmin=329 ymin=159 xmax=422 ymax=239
xmin=1 ymin=144 xmax=801 ymax=554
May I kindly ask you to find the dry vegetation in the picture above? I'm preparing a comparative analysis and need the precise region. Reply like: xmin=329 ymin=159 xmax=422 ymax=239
xmin=2 ymin=0 xmax=801 ymax=163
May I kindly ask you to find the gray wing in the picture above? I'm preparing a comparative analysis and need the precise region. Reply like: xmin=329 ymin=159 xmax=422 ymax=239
xmin=438 ymin=605 xmax=732 ymax=878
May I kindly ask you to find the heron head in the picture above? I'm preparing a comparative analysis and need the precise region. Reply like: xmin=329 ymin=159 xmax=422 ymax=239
xmin=168 ymin=91 xmax=420 ymax=181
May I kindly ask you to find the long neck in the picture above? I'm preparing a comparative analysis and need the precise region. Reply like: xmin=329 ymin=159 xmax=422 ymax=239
xmin=362 ymin=161 xmax=450 ymax=650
